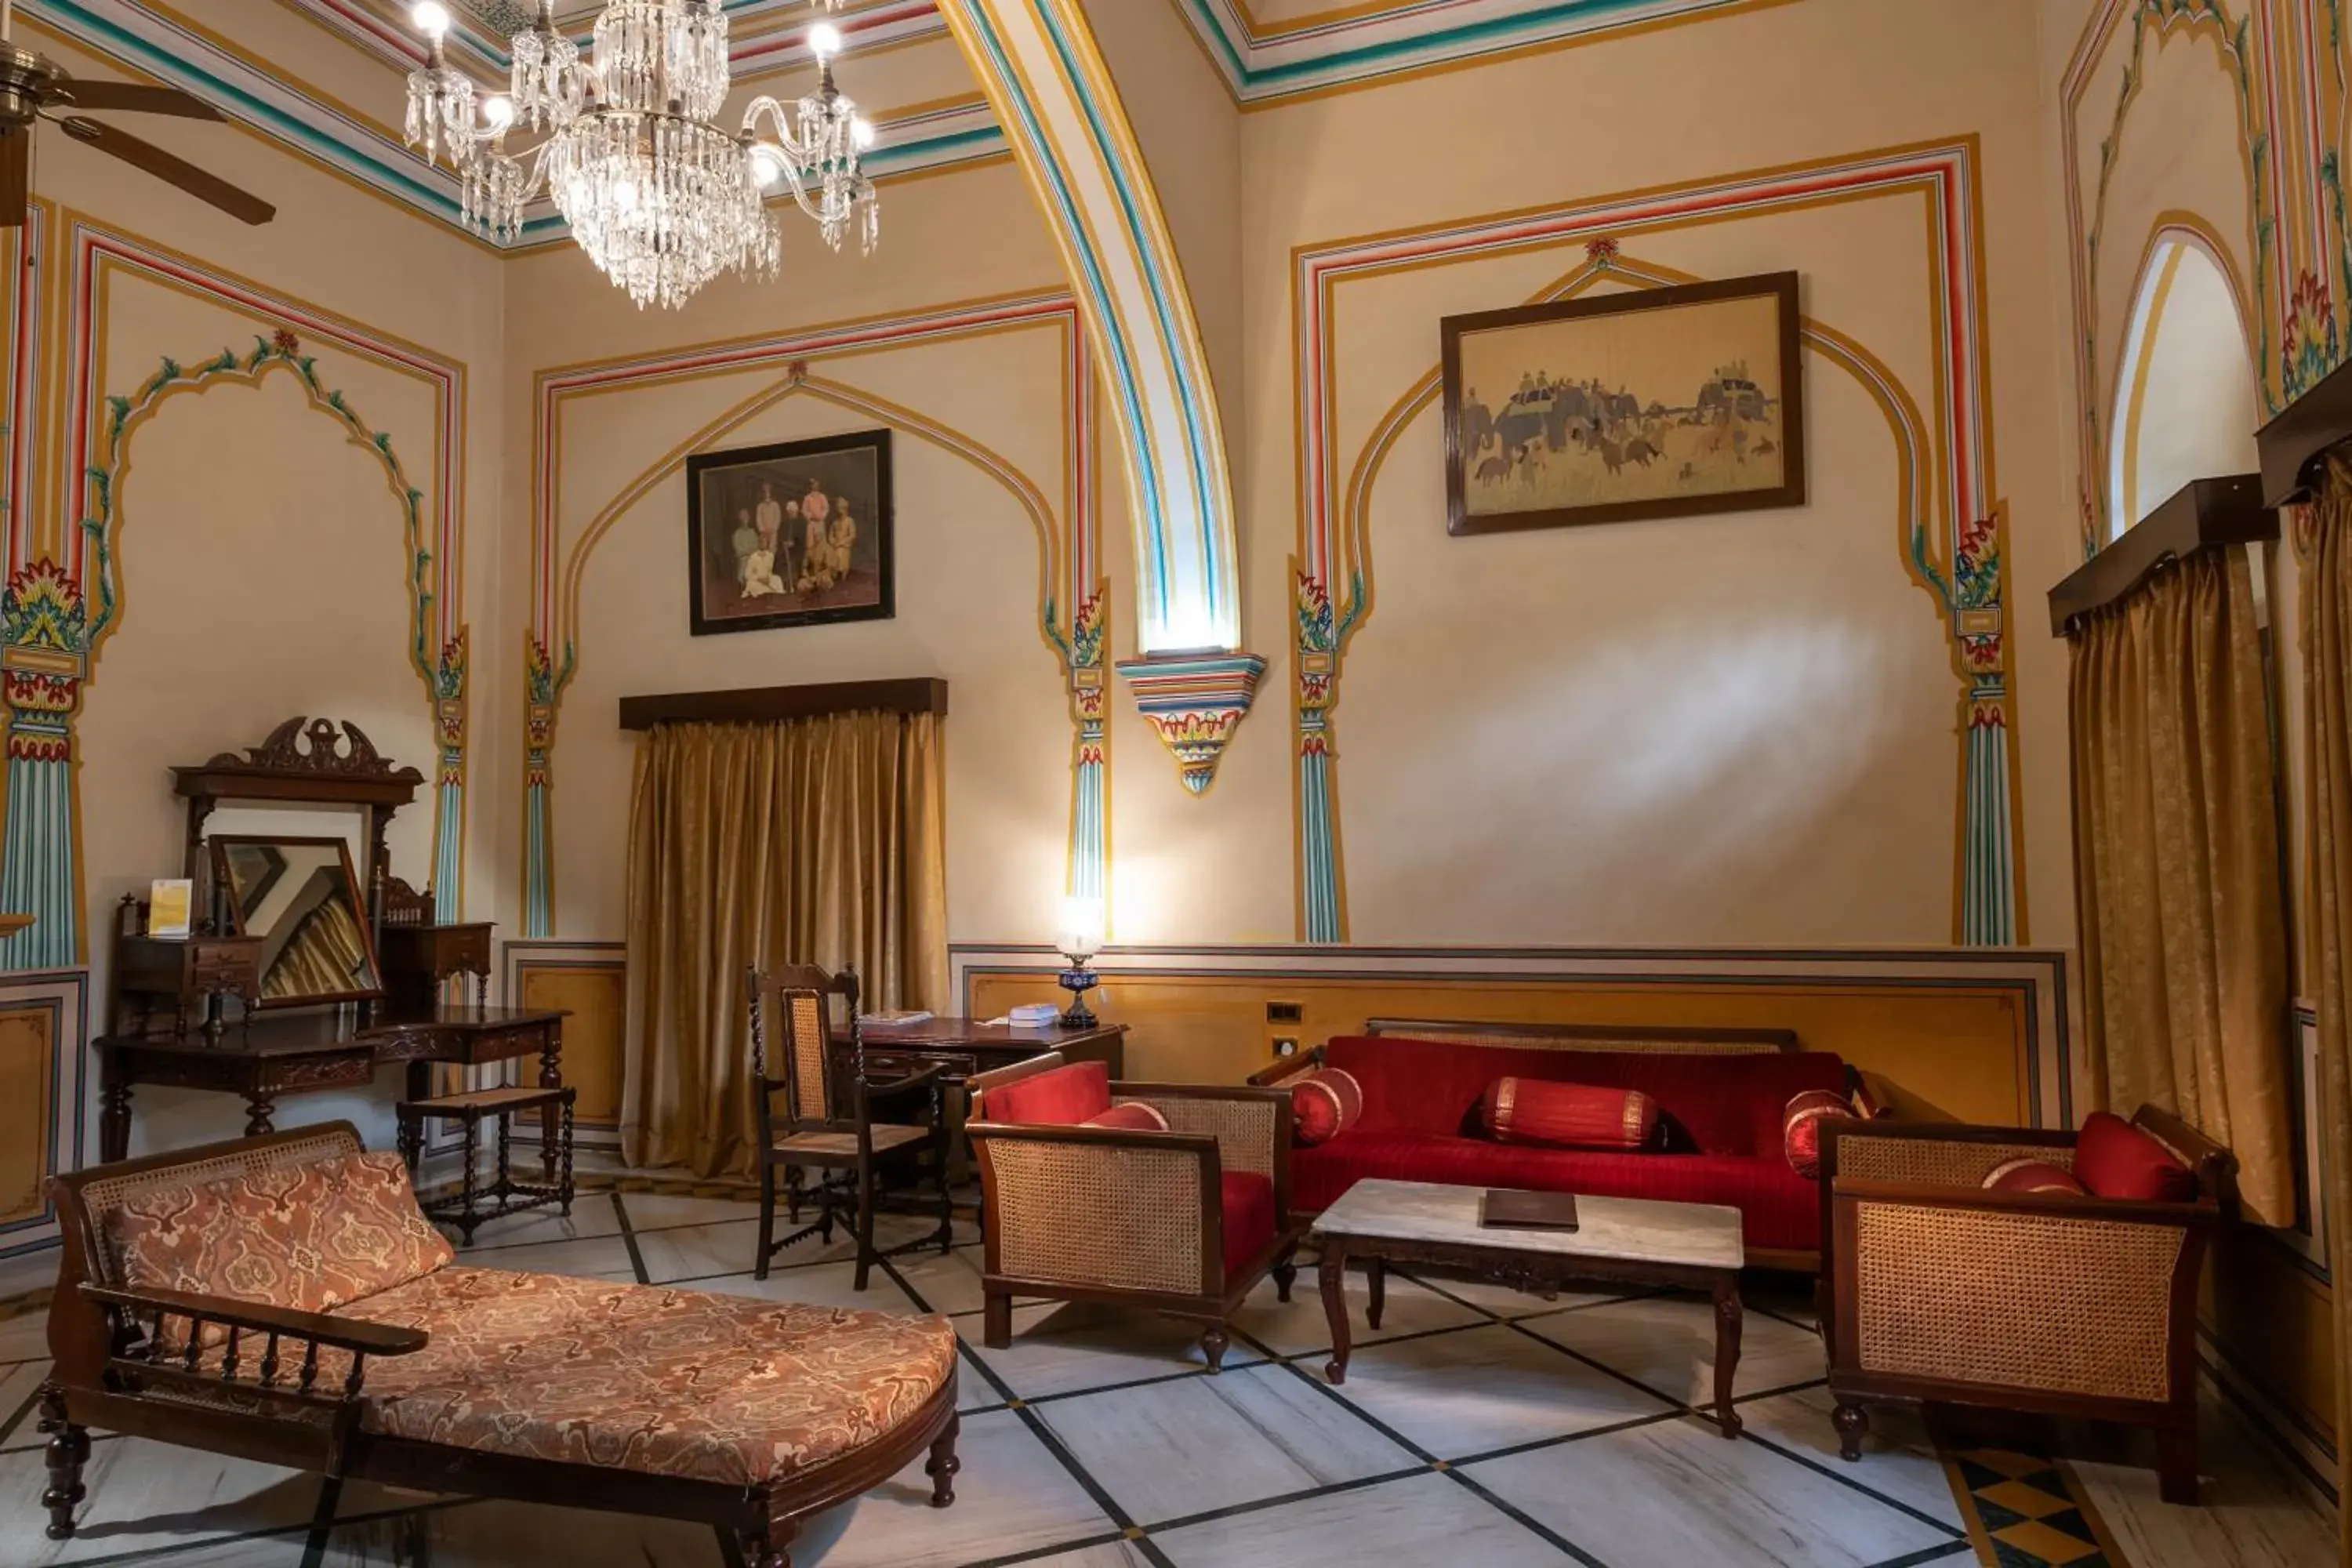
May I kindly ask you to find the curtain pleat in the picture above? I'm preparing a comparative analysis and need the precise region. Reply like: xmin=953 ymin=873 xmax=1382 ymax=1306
xmin=619 ymin=710 xmax=948 ymax=1178
xmin=2302 ymin=453 xmax=2352 ymax=1539
xmin=2069 ymin=543 xmax=2295 ymax=1225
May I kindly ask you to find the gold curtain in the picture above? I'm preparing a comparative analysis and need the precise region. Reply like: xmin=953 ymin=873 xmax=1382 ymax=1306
xmin=2070 ymin=543 xmax=2294 ymax=1225
xmin=2303 ymin=452 xmax=2352 ymax=1541
xmin=619 ymin=709 xmax=948 ymax=1178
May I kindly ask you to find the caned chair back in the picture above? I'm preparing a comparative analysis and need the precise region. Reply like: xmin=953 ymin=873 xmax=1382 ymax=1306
xmin=748 ymin=964 xmax=861 ymax=1134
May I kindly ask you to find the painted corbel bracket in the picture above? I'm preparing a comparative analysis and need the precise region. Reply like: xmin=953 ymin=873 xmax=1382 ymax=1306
xmin=1115 ymin=650 xmax=1267 ymax=795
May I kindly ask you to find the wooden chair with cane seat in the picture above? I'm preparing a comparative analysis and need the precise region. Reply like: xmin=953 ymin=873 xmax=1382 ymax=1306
xmin=749 ymin=964 xmax=953 ymax=1288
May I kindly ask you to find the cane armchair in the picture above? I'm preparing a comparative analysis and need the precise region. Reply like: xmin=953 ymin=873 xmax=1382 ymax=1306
xmin=966 ymin=1052 xmax=1303 ymax=1369
xmin=1818 ymin=1107 xmax=2234 ymax=1504
xmin=749 ymin=964 xmax=953 ymax=1289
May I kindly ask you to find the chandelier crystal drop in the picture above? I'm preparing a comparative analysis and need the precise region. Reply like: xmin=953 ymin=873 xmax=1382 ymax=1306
xmin=403 ymin=0 xmax=878 ymax=310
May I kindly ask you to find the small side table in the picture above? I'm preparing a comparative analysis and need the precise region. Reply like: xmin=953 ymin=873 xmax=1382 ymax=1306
xmin=397 ymin=1083 xmax=575 ymax=1246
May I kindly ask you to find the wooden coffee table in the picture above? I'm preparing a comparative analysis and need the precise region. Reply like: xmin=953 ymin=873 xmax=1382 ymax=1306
xmin=1309 ymin=1178 xmax=1750 ymax=1437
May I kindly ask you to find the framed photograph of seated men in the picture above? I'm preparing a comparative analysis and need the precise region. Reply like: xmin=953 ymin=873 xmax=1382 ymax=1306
xmin=1440 ymin=270 xmax=1806 ymax=535
xmin=685 ymin=428 xmax=895 ymax=636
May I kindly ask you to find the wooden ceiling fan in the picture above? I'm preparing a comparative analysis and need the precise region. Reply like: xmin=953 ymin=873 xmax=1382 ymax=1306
xmin=0 ymin=1 xmax=273 ymax=227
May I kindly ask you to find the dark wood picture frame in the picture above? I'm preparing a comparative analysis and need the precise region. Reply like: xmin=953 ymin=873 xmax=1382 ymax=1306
xmin=684 ymin=428 xmax=895 ymax=637
xmin=1441 ymin=270 xmax=1806 ymax=535
xmin=208 ymin=833 xmax=384 ymax=1010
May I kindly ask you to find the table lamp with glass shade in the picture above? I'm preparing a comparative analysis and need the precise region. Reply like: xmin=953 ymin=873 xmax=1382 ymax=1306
xmin=1055 ymin=896 xmax=1106 ymax=1028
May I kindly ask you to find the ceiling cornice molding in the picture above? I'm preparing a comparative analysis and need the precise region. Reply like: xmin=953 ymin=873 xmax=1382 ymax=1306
xmin=21 ymin=0 xmax=999 ymax=246
xmin=1172 ymin=0 xmax=1783 ymax=106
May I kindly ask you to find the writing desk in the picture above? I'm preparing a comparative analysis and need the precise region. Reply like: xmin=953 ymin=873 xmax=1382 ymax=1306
xmin=835 ymin=1017 xmax=1126 ymax=1086
xmin=93 ymin=1004 xmax=567 ymax=1166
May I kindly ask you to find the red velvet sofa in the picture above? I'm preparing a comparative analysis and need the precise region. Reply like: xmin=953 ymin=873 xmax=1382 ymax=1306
xmin=1258 ymin=1034 xmax=1861 ymax=1269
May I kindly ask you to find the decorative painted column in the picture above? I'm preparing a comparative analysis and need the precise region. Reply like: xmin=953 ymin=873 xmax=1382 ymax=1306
xmin=936 ymin=0 xmax=1264 ymax=790
xmin=0 ymin=564 xmax=84 ymax=970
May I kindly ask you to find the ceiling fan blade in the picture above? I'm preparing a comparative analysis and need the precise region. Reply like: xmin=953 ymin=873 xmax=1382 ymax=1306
xmin=53 ymin=81 xmax=222 ymax=121
xmin=58 ymin=116 xmax=273 ymax=225
xmin=0 ymin=132 xmax=27 ymax=230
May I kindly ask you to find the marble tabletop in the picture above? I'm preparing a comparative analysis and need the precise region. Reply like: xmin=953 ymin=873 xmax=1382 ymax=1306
xmin=1311 ymin=1178 xmax=1744 ymax=1272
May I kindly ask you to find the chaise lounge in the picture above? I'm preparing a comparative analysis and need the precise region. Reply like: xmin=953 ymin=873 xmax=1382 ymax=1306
xmin=34 ymin=1123 xmax=961 ymax=1568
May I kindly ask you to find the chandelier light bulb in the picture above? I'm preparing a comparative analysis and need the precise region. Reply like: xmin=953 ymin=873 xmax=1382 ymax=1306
xmin=612 ymin=177 xmax=639 ymax=210
xmin=749 ymin=144 xmax=786 ymax=187
xmin=481 ymin=95 xmax=515 ymax=129
xmin=851 ymin=115 xmax=874 ymax=150
xmin=808 ymin=21 xmax=842 ymax=60
xmin=412 ymin=0 xmax=451 ymax=38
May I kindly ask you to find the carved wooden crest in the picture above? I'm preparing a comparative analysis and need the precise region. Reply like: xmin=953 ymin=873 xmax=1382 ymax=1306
xmin=204 ymin=717 xmax=424 ymax=783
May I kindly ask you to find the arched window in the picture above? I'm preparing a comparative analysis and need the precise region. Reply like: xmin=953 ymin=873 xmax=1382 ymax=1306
xmin=2109 ymin=238 xmax=2260 ymax=538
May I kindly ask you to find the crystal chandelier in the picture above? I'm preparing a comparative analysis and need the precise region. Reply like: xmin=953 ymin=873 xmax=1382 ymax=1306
xmin=402 ymin=0 xmax=879 ymax=310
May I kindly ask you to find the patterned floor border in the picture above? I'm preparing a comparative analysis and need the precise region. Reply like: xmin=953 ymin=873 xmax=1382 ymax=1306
xmin=1933 ymin=1436 xmax=2132 ymax=1567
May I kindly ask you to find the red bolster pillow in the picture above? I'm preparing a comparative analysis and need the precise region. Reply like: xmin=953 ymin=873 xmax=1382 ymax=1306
xmin=1086 ymin=1102 xmax=1170 ymax=1132
xmin=2073 ymin=1111 xmax=2197 ymax=1202
xmin=1290 ymin=1068 xmax=1363 ymax=1147
xmin=1782 ymin=1089 xmax=1856 ymax=1179
xmin=1481 ymin=1078 xmax=1655 ymax=1150
xmin=1983 ymin=1157 xmax=2087 ymax=1196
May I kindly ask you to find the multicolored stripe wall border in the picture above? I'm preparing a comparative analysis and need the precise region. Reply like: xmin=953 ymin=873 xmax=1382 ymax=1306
xmin=1289 ymin=138 xmax=2019 ymax=946
xmin=1173 ymin=0 xmax=1785 ymax=105
xmin=937 ymin=0 xmax=1244 ymax=658
xmin=525 ymin=289 xmax=1102 ymax=938
xmin=0 ymin=208 xmax=470 ymax=967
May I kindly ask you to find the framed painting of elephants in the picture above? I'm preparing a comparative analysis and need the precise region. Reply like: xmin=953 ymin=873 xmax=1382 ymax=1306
xmin=1440 ymin=271 xmax=1805 ymax=535
xmin=684 ymin=429 xmax=895 ymax=635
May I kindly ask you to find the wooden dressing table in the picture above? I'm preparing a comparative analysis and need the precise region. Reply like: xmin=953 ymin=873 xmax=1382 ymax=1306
xmin=93 ymin=717 xmax=568 ymax=1173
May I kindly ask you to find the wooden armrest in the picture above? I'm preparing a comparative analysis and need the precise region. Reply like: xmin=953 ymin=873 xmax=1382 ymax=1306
xmin=1248 ymin=1047 xmax=1324 ymax=1087
xmin=1832 ymin=1178 xmax=2214 ymax=1225
xmin=82 ymin=1283 xmax=432 ymax=1357
xmin=967 ymin=1121 xmax=1220 ymax=1159
xmin=860 ymin=1063 xmax=948 ymax=1099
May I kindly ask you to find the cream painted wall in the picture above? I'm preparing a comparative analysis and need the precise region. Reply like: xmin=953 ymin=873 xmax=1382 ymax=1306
xmin=14 ymin=24 xmax=508 ymax=1152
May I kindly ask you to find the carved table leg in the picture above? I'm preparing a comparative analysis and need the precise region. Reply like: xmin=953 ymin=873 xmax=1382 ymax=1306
xmin=1366 ymin=1256 xmax=1387 ymax=1331
xmin=37 ymin=1387 xmax=86 ymax=1541
xmin=98 ymin=1063 xmax=132 ymax=1164
xmin=1711 ymin=1275 xmax=1744 ymax=1439
xmin=538 ymin=1027 xmax=564 ymax=1185
xmin=926 ymin=1411 xmax=961 ymax=1508
xmin=243 ymin=1094 xmax=276 ymax=1138
xmin=1199 ymin=1324 xmax=1229 ymax=1372
xmin=1319 ymin=1238 xmax=1352 ymax=1385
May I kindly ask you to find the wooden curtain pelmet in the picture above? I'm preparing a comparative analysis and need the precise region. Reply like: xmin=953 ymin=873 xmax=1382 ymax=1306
xmin=2045 ymin=476 xmax=2275 ymax=635
xmin=618 ymin=679 xmax=948 ymax=731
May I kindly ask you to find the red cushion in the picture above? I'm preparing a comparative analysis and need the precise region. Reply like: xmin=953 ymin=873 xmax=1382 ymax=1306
xmin=1781 ymin=1089 xmax=1854 ymax=1179
xmin=1291 ymin=1068 xmax=1363 ymax=1146
xmin=1322 ymin=1036 xmax=1848 ymax=1155
xmin=1480 ymin=1078 xmax=1655 ymax=1149
xmin=985 ymin=1060 xmax=1111 ymax=1126
xmin=2073 ymin=1111 xmax=2196 ymax=1202
xmin=1984 ymin=1157 xmax=2087 ymax=1196
xmin=1085 ymin=1102 xmax=1168 ymax=1132
xmin=1220 ymin=1171 xmax=1277 ymax=1281
xmin=1292 ymin=1130 xmax=1822 ymax=1251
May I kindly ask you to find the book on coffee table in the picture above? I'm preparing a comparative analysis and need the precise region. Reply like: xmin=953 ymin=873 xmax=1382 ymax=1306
xmin=1479 ymin=1189 xmax=1579 ymax=1232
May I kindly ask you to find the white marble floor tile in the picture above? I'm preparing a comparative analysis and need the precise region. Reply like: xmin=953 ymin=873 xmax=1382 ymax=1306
xmin=814 ymin=1407 xmax=1115 ymax=1567
xmin=677 ymin=1263 xmax=926 ymax=1316
xmin=0 ymin=1436 xmax=321 ymax=1566
xmin=457 ymin=1194 xmax=626 ymax=1252
xmin=1035 ymin=1362 xmax=1418 ymax=1526
xmin=633 ymin=1218 xmax=766 ymax=1283
xmin=613 ymin=1192 xmax=760 ymax=1232
xmin=1017 ymin=1540 xmax=1156 ymax=1567
xmin=0 ymin=1305 xmax=49 ymax=1362
xmin=461 ymin=1232 xmax=638 ymax=1281
xmin=1323 ymin=1321 xmax=1671 ymax=1459
xmin=2071 ymin=1398 xmax=2339 ymax=1568
xmin=1734 ymin=1385 xmax=1962 ymax=1528
xmin=1519 ymin=1294 xmax=1825 ymax=1406
xmin=1152 ymin=1468 xmax=1567 ymax=1567
xmin=962 ymin=1301 xmax=1266 ymax=1399
xmin=1229 ymin=1266 xmax=1485 ymax=1356
xmin=0 ymin=1359 xmax=49 ymax=1448
xmin=320 ymin=1497 xmax=726 ymax=1566
xmin=887 ymin=1243 xmax=989 ymax=1316
xmin=955 ymin=1345 xmax=1007 ymax=1411
xmin=1465 ymin=1414 xmax=1958 ymax=1568
xmin=873 ymin=1209 xmax=984 ymax=1250
xmin=1401 ymin=1266 xmax=1634 ymax=1318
